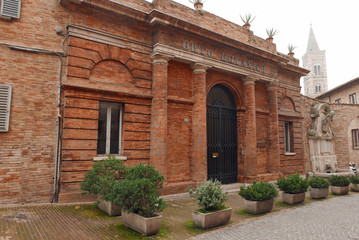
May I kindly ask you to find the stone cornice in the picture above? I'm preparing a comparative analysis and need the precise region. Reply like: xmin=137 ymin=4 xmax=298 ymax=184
xmin=67 ymin=24 xmax=152 ymax=54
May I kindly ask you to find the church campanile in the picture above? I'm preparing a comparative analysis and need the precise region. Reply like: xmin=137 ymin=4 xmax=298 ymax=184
xmin=302 ymin=26 xmax=328 ymax=98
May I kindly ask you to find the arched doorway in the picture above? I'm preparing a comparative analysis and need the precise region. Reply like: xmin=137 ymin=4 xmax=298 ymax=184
xmin=207 ymin=84 xmax=238 ymax=184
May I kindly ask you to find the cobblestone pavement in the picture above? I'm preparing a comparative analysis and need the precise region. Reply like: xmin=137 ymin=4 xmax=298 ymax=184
xmin=193 ymin=193 xmax=359 ymax=240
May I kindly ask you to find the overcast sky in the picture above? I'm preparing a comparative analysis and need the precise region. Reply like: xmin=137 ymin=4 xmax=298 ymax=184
xmin=159 ymin=0 xmax=359 ymax=91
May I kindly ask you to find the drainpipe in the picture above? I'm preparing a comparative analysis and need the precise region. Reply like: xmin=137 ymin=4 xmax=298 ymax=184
xmin=5 ymin=44 xmax=65 ymax=203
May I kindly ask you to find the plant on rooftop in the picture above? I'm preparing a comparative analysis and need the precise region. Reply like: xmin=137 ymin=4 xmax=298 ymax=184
xmin=240 ymin=13 xmax=256 ymax=29
xmin=287 ymin=44 xmax=297 ymax=57
xmin=266 ymin=28 xmax=278 ymax=42
xmin=189 ymin=0 xmax=205 ymax=10
xmin=188 ymin=180 xmax=231 ymax=229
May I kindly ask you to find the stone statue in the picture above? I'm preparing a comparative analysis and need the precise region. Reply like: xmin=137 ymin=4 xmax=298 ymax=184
xmin=308 ymin=103 xmax=335 ymax=139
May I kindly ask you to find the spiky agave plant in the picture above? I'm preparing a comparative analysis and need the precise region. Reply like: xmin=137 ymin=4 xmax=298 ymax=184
xmin=240 ymin=13 xmax=256 ymax=25
xmin=266 ymin=28 xmax=279 ymax=38
xmin=288 ymin=44 xmax=297 ymax=53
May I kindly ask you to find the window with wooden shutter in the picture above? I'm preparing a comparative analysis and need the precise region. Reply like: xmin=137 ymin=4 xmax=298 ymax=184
xmin=0 ymin=84 xmax=12 ymax=132
xmin=1 ymin=0 xmax=21 ymax=19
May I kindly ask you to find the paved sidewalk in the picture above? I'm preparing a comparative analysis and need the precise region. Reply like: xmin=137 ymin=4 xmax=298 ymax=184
xmin=193 ymin=193 xmax=359 ymax=240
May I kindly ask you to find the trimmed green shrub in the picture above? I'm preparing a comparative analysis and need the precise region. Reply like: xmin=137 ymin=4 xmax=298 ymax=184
xmin=350 ymin=175 xmax=359 ymax=185
xmin=276 ymin=173 xmax=309 ymax=194
xmin=309 ymin=177 xmax=330 ymax=189
xmin=328 ymin=175 xmax=350 ymax=187
xmin=188 ymin=180 xmax=228 ymax=212
xmin=81 ymin=154 xmax=126 ymax=200
xmin=239 ymin=181 xmax=278 ymax=201
xmin=109 ymin=164 xmax=167 ymax=218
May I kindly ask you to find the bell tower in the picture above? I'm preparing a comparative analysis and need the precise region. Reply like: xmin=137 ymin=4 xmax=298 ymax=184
xmin=302 ymin=26 xmax=328 ymax=98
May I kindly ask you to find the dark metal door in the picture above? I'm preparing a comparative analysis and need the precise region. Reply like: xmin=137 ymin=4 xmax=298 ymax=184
xmin=207 ymin=85 xmax=238 ymax=184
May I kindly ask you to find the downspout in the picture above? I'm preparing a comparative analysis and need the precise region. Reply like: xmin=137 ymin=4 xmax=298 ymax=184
xmin=5 ymin=44 xmax=64 ymax=203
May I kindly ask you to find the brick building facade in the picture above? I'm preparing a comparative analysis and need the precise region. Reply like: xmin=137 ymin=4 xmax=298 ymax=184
xmin=0 ymin=0 xmax=308 ymax=204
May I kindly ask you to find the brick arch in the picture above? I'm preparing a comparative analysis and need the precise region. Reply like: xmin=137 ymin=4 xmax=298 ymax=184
xmin=279 ymin=96 xmax=296 ymax=111
xmin=207 ymin=80 xmax=243 ymax=109
xmin=89 ymin=59 xmax=134 ymax=86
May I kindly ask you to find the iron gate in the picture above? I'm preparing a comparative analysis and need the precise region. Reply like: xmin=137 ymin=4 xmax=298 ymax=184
xmin=207 ymin=84 xmax=238 ymax=184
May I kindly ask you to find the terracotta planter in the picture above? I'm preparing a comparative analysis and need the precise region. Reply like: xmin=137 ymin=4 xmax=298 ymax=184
xmin=309 ymin=187 xmax=329 ymax=199
xmin=192 ymin=208 xmax=232 ymax=230
xmin=98 ymin=199 xmax=121 ymax=216
xmin=350 ymin=183 xmax=359 ymax=192
xmin=266 ymin=37 xmax=273 ymax=43
xmin=243 ymin=24 xmax=250 ymax=29
xmin=331 ymin=185 xmax=349 ymax=195
xmin=121 ymin=210 xmax=162 ymax=236
xmin=288 ymin=52 xmax=294 ymax=57
xmin=244 ymin=199 xmax=274 ymax=214
xmin=194 ymin=3 xmax=203 ymax=10
xmin=282 ymin=192 xmax=306 ymax=205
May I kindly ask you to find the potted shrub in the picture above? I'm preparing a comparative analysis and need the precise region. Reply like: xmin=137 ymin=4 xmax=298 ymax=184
xmin=188 ymin=180 xmax=231 ymax=229
xmin=81 ymin=154 xmax=126 ymax=216
xmin=328 ymin=175 xmax=350 ymax=195
xmin=109 ymin=164 xmax=166 ymax=236
xmin=189 ymin=0 xmax=205 ymax=10
xmin=350 ymin=175 xmax=359 ymax=192
xmin=265 ymin=28 xmax=278 ymax=42
xmin=238 ymin=181 xmax=278 ymax=214
xmin=309 ymin=177 xmax=330 ymax=199
xmin=276 ymin=173 xmax=309 ymax=205
xmin=240 ymin=13 xmax=255 ymax=30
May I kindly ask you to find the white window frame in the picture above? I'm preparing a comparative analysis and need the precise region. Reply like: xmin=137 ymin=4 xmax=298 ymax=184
xmin=352 ymin=129 xmax=359 ymax=149
xmin=334 ymin=98 xmax=341 ymax=104
xmin=315 ymin=85 xmax=321 ymax=93
xmin=349 ymin=93 xmax=357 ymax=104
xmin=284 ymin=121 xmax=294 ymax=154
xmin=96 ymin=102 xmax=123 ymax=156
xmin=0 ymin=84 xmax=12 ymax=132
xmin=314 ymin=64 xmax=320 ymax=76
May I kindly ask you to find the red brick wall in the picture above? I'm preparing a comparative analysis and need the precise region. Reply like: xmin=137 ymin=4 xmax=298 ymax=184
xmin=0 ymin=46 xmax=59 ymax=204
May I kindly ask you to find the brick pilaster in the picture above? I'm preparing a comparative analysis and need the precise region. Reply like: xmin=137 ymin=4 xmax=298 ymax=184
xmin=243 ymin=76 xmax=257 ymax=177
xmin=191 ymin=63 xmax=209 ymax=182
xmin=150 ymin=53 xmax=171 ymax=180
xmin=267 ymin=80 xmax=281 ymax=172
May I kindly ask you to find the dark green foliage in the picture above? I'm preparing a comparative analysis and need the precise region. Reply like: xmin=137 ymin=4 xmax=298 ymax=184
xmin=350 ymin=175 xmax=359 ymax=184
xmin=109 ymin=164 xmax=167 ymax=218
xmin=81 ymin=154 xmax=126 ymax=200
xmin=276 ymin=173 xmax=309 ymax=194
xmin=309 ymin=177 xmax=330 ymax=189
xmin=328 ymin=175 xmax=350 ymax=187
xmin=187 ymin=180 xmax=228 ymax=212
xmin=239 ymin=181 xmax=278 ymax=201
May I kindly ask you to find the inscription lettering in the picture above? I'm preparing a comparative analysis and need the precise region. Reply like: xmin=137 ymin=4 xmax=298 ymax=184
xmin=182 ymin=41 xmax=266 ymax=73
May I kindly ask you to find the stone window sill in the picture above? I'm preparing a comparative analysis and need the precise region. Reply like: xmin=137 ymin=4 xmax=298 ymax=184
xmin=93 ymin=155 xmax=127 ymax=161
xmin=284 ymin=152 xmax=296 ymax=156
xmin=0 ymin=15 xmax=11 ymax=21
